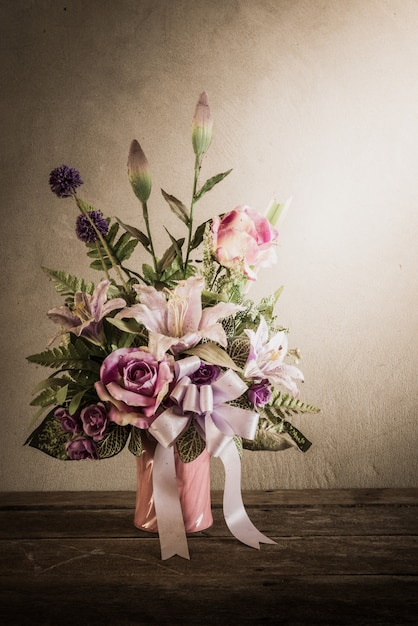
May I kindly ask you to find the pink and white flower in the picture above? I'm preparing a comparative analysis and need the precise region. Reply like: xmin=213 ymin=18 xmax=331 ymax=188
xmin=47 ymin=279 xmax=126 ymax=345
xmin=244 ymin=317 xmax=304 ymax=398
xmin=211 ymin=205 xmax=279 ymax=280
xmin=116 ymin=276 xmax=242 ymax=360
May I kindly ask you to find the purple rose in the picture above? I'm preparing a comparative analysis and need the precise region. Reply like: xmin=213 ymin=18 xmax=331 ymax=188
xmin=189 ymin=363 xmax=221 ymax=386
xmin=80 ymin=403 xmax=109 ymax=441
xmin=247 ymin=380 xmax=272 ymax=408
xmin=54 ymin=407 xmax=82 ymax=434
xmin=95 ymin=348 xmax=174 ymax=428
xmin=65 ymin=438 xmax=98 ymax=460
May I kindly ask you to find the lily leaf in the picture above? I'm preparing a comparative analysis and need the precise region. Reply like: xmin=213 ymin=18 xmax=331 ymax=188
xmin=161 ymin=189 xmax=189 ymax=225
xmin=116 ymin=217 xmax=150 ymax=248
xmin=185 ymin=343 xmax=242 ymax=372
xmin=195 ymin=169 xmax=232 ymax=201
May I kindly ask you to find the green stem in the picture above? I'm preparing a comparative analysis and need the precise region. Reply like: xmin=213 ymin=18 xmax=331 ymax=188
xmin=75 ymin=196 xmax=129 ymax=292
xmin=94 ymin=241 xmax=111 ymax=281
xmin=184 ymin=154 xmax=201 ymax=277
xmin=141 ymin=201 xmax=158 ymax=274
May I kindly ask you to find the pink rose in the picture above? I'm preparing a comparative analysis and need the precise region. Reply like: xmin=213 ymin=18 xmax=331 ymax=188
xmin=95 ymin=348 xmax=174 ymax=428
xmin=211 ymin=205 xmax=279 ymax=280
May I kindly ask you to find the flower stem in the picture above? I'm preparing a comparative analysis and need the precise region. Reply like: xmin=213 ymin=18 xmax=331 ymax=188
xmin=184 ymin=154 xmax=201 ymax=277
xmin=94 ymin=240 xmax=111 ymax=281
xmin=75 ymin=196 xmax=129 ymax=292
xmin=141 ymin=201 xmax=158 ymax=274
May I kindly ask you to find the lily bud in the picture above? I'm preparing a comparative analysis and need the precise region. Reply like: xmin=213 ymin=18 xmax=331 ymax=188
xmin=264 ymin=196 xmax=292 ymax=228
xmin=128 ymin=139 xmax=152 ymax=203
xmin=192 ymin=91 xmax=213 ymax=156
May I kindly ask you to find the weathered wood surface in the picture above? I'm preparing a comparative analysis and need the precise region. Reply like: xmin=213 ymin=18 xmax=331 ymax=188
xmin=1 ymin=489 xmax=417 ymax=625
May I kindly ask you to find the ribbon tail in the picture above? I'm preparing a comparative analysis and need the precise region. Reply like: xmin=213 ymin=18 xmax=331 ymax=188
xmin=152 ymin=443 xmax=190 ymax=560
xmin=219 ymin=441 xmax=277 ymax=549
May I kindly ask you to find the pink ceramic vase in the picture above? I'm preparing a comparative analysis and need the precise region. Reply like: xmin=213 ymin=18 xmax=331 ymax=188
xmin=134 ymin=434 xmax=213 ymax=533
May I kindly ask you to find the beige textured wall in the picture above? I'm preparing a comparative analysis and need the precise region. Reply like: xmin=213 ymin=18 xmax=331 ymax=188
xmin=1 ymin=0 xmax=417 ymax=491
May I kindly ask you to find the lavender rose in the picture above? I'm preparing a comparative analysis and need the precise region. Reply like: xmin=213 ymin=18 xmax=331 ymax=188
xmin=54 ymin=407 xmax=82 ymax=434
xmin=80 ymin=403 xmax=109 ymax=441
xmin=95 ymin=348 xmax=174 ymax=428
xmin=189 ymin=363 xmax=221 ymax=386
xmin=66 ymin=438 xmax=98 ymax=460
xmin=247 ymin=380 xmax=272 ymax=408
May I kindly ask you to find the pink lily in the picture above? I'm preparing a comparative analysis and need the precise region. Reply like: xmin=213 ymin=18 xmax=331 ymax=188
xmin=116 ymin=276 xmax=242 ymax=360
xmin=47 ymin=279 xmax=126 ymax=345
xmin=244 ymin=316 xmax=304 ymax=397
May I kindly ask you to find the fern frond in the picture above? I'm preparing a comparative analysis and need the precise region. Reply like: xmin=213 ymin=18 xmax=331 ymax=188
xmin=42 ymin=267 xmax=94 ymax=300
xmin=27 ymin=340 xmax=101 ymax=373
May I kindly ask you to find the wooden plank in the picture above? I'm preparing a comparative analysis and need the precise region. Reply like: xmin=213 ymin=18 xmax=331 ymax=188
xmin=2 ymin=488 xmax=418 ymax=509
xmin=0 ymin=576 xmax=417 ymax=626
xmin=2 ymin=536 xmax=418 ymax=577
xmin=1 ymin=504 xmax=417 ymax=539
xmin=1 ymin=489 xmax=417 ymax=625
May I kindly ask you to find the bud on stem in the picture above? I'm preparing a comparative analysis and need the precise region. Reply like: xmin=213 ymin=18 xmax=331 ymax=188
xmin=192 ymin=91 xmax=213 ymax=157
xmin=128 ymin=140 xmax=152 ymax=203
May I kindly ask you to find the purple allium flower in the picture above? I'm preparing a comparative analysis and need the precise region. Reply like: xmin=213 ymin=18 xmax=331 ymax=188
xmin=247 ymin=380 xmax=272 ymax=408
xmin=75 ymin=210 xmax=109 ymax=243
xmin=54 ymin=407 xmax=82 ymax=434
xmin=66 ymin=438 xmax=98 ymax=460
xmin=49 ymin=165 xmax=83 ymax=198
xmin=80 ymin=403 xmax=109 ymax=441
xmin=189 ymin=363 xmax=222 ymax=386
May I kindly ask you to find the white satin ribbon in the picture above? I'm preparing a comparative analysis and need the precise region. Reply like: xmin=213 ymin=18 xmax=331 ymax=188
xmin=146 ymin=356 xmax=275 ymax=559
xmin=152 ymin=443 xmax=190 ymax=560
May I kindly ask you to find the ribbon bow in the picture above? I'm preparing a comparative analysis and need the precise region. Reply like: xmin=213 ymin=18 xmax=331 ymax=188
xmin=148 ymin=356 xmax=276 ymax=559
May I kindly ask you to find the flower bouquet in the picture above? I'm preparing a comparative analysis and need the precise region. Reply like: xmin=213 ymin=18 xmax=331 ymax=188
xmin=26 ymin=93 xmax=319 ymax=559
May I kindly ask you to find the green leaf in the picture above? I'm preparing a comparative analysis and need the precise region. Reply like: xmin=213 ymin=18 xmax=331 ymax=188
xmin=106 ymin=317 xmax=144 ymax=334
xmin=142 ymin=263 xmax=157 ymax=285
xmin=176 ymin=424 xmax=206 ymax=463
xmin=283 ymin=421 xmax=312 ymax=452
xmin=116 ymin=217 xmax=150 ymax=248
xmin=268 ymin=391 xmax=320 ymax=418
xmin=164 ymin=228 xmax=184 ymax=269
xmin=185 ymin=343 xmax=242 ymax=372
xmin=24 ymin=410 xmax=69 ymax=460
xmin=41 ymin=267 xmax=95 ymax=299
xmin=27 ymin=340 xmax=101 ymax=373
xmin=195 ymin=169 xmax=232 ymax=201
xmin=96 ymin=425 xmax=130 ymax=459
xmin=128 ymin=427 xmax=143 ymax=457
xmin=55 ymin=384 xmax=69 ymax=406
xmin=161 ymin=189 xmax=189 ymax=225
xmin=234 ymin=435 xmax=243 ymax=459
xmin=242 ymin=427 xmax=293 ymax=452
xmin=105 ymin=221 xmax=120 ymax=246
xmin=69 ymin=389 xmax=87 ymax=415
xmin=114 ymin=232 xmax=138 ymax=262
xmin=30 ymin=387 xmax=59 ymax=408
xmin=190 ymin=220 xmax=210 ymax=251
xmin=158 ymin=238 xmax=185 ymax=273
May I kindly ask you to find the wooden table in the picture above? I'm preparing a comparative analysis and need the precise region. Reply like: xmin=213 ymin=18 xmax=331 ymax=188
xmin=1 ymin=489 xmax=417 ymax=625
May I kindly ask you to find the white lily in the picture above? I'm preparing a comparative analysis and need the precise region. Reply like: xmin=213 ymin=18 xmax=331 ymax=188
xmin=244 ymin=316 xmax=304 ymax=397
xmin=116 ymin=276 xmax=243 ymax=360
